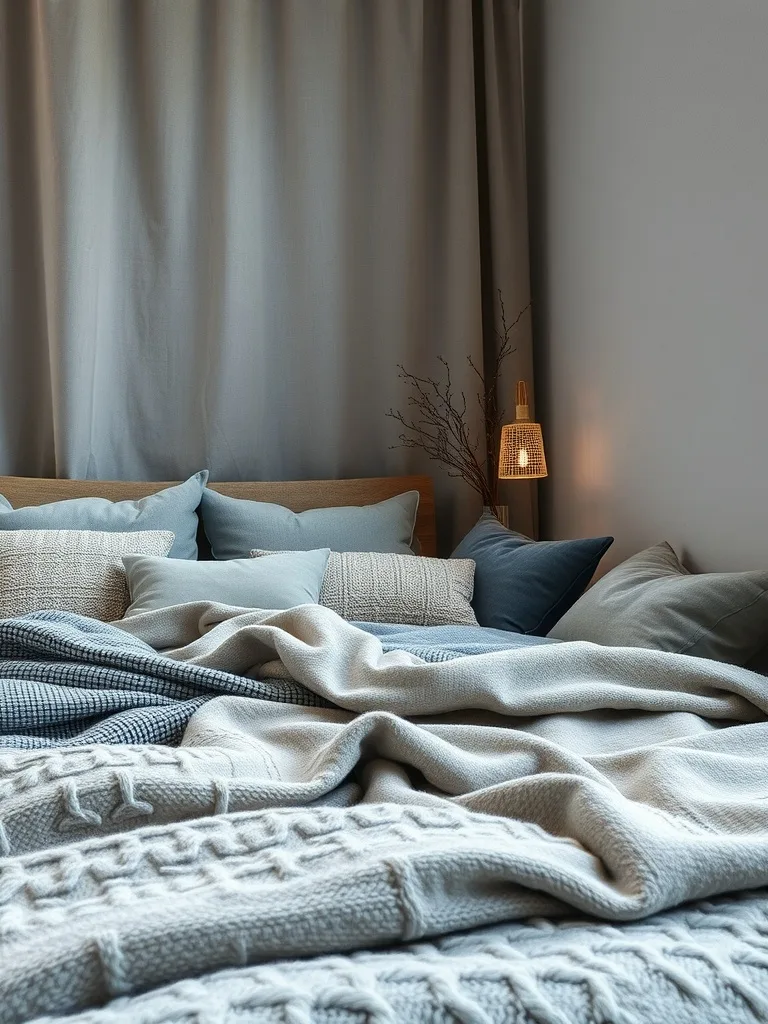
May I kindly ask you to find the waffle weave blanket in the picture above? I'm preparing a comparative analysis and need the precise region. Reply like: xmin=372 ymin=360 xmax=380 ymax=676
xmin=0 ymin=610 xmax=549 ymax=747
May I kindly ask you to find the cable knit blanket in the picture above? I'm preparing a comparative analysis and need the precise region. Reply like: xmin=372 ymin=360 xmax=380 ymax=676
xmin=3 ymin=601 xmax=768 ymax=1022
xmin=30 ymin=888 xmax=768 ymax=1024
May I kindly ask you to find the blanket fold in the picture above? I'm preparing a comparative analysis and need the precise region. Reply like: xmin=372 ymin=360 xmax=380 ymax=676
xmin=1 ymin=603 xmax=768 ymax=1023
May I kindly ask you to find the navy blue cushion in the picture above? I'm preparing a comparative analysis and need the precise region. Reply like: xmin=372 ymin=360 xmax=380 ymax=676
xmin=451 ymin=512 xmax=613 ymax=635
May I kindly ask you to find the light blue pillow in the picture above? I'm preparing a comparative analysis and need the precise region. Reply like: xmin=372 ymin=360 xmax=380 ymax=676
xmin=451 ymin=512 xmax=613 ymax=635
xmin=201 ymin=489 xmax=420 ymax=560
xmin=0 ymin=472 xmax=208 ymax=560
xmin=123 ymin=549 xmax=330 ymax=615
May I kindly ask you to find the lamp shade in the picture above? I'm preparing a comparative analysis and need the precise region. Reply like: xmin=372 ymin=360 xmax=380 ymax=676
xmin=498 ymin=381 xmax=548 ymax=480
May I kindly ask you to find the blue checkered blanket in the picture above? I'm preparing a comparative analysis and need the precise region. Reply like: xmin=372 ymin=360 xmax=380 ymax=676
xmin=0 ymin=611 xmax=551 ymax=748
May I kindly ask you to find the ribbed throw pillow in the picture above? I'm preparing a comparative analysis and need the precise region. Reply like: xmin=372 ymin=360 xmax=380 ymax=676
xmin=0 ymin=530 xmax=175 ymax=621
xmin=251 ymin=549 xmax=477 ymax=626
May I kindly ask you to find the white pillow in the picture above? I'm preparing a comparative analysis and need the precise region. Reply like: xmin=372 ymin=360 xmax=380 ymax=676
xmin=251 ymin=549 xmax=477 ymax=626
xmin=0 ymin=529 xmax=175 ymax=621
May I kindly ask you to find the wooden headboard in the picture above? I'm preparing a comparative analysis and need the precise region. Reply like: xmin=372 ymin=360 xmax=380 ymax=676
xmin=0 ymin=475 xmax=437 ymax=557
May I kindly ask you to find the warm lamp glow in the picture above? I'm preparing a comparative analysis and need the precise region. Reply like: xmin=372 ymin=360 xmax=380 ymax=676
xmin=498 ymin=381 xmax=548 ymax=480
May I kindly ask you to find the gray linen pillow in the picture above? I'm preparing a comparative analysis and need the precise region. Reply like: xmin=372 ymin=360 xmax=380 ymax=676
xmin=251 ymin=549 xmax=477 ymax=626
xmin=123 ymin=549 xmax=330 ymax=616
xmin=0 ymin=529 xmax=175 ymax=621
xmin=0 ymin=472 xmax=207 ymax=559
xmin=201 ymin=489 xmax=420 ymax=559
xmin=548 ymin=541 xmax=768 ymax=665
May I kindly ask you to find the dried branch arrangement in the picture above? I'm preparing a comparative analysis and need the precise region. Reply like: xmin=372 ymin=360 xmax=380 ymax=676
xmin=387 ymin=294 xmax=530 ymax=515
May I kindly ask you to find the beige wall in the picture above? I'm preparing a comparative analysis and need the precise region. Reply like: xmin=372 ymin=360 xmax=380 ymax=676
xmin=524 ymin=0 xmax=768 ymax=572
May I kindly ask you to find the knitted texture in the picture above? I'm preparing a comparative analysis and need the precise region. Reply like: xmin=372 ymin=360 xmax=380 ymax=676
xmin=1 ymin=788 xmax=768 ymax=1024
xmin=0 ymin=530 xmax=174 ymax=621
xmin=31 ymin=888 xmax=768 ymax=1023
xmin=251 ymin=549 xmax=478 ymax=626
xmin=2 ymin=603 xmax=768 ymax=1021
xmin=0 ymin=610 xmax=325 ymax=748
xmin=0 ymin=611 xmax=544 ymax=747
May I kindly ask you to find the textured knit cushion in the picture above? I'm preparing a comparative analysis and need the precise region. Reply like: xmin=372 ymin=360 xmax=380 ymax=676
xmin=451 ymin=512 xmax=613 ymax=635
xmin=0 ymin=529 xmax=174 ymax=622
xmin=201 ymin=489 xmax=420 ymax=560
xmin=123 ymin=549 xmax=331 ymax=616
xmin=0 ymin=472 xmax=207 ymax=559
xmin=549 ymin=541 xmax=768 ymax=665
xmin=251 ymin=549 xmax=477 ymax=626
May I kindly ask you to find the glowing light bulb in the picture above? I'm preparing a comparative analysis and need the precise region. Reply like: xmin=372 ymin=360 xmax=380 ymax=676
xmin=517 ymin=448 xmax=529 ymax=469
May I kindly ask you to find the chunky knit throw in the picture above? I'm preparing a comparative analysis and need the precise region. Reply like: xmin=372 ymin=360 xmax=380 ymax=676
xmin=31 ymin=888 xmax=768 ymax=1024
xmin=2 ymin=601 xmax=768 ymax=1022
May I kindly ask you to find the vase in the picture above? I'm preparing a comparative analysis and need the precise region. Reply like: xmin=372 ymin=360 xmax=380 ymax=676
xmin=483 ymin=505 xmax=509 ymax=528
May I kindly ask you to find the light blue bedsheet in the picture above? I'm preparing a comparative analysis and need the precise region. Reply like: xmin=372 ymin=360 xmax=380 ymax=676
xmin=354 ymin=621 xmax=556 ymax=662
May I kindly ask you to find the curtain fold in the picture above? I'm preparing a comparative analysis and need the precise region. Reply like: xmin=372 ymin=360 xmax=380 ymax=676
xmin=0 ymin=0 xmax=534 ymax=548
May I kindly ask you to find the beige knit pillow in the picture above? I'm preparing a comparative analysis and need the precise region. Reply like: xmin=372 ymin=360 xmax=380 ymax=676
xmin=251 ymin=549 xmax=477 ymax=626
xmin=0 ymin=530 xmax=175 ymax=622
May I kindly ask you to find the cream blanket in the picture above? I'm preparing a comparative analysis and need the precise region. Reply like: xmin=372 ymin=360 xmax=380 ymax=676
xmin=2 ymin=602 xmax=768 ymax=1023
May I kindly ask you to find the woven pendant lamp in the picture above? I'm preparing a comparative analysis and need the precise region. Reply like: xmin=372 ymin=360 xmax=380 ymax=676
xmin=498 ymin=381 xmax=548 ymax=479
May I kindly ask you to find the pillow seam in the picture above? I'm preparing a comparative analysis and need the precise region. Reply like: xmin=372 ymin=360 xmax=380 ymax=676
xmin=528 ymin=540 xmax=613 ymax=636
xmin=677 ymin=584 xmax=768 ymax=656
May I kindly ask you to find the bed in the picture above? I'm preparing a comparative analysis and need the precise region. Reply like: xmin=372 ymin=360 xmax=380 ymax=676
xmin=0 ymin=475 xmax=767 ymax=1024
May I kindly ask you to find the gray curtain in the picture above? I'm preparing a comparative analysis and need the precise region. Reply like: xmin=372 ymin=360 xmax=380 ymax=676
xmin=0 ymin=0 xmax=534 ymax=549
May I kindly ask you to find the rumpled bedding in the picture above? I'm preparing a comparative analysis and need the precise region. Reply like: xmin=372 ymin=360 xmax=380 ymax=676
xmin=0 ymin=611 xmax=552 ymax=748
xmin=1 ymin=602 xmax=768 ymax=1022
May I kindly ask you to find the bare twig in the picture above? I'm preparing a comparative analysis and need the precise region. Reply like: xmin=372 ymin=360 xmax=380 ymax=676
xmin=387 ymin=293 xmax=531 ymax=513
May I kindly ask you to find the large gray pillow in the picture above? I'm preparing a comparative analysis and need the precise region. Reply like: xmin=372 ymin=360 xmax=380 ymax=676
xmin=0 ymin=472 xmax=207 ymax=559
xmin=548 ymin=541 xmax=768 ymax=665
xmin=123 ymin=549 xmax=330 ymax=616
xmin=201 ymin=489 xmax=419 ymax=560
